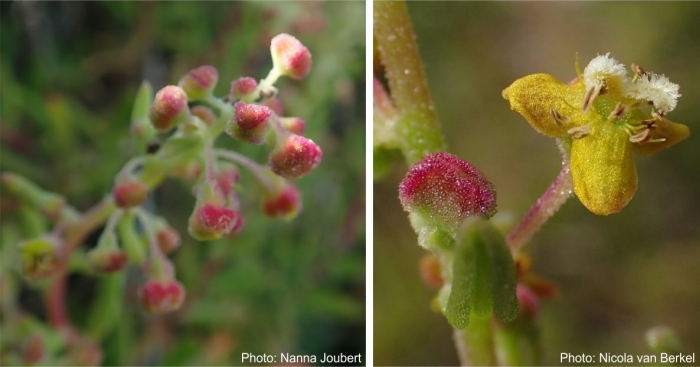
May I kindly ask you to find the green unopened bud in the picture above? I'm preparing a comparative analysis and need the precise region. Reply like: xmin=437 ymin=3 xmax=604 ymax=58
xmin=18 ymin=236 xmax=59 ymax=279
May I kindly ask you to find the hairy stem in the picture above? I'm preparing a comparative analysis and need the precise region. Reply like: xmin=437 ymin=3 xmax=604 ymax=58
xmin=507 ymin=139 xmax=573 ymax=253
xmin=374 ymin=1 xmax=445 ymax=165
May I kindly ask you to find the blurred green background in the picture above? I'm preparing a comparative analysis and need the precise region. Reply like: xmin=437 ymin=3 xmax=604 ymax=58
xmin=1 ymin=1 xmax=365 ymax=365
xmin=375 ymin=2 xmax=700 ymax=365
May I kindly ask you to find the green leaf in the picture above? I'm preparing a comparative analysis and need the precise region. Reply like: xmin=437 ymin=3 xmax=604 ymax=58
xmin=445 ymin=228 xmax=475 ymax=329
xmin=482 ymin=221 xmax=519 ymax=323
xmin=471 ymin=231 xmax=493 ymax=318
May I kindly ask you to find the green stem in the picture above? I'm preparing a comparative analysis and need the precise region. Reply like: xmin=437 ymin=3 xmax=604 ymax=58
xmin=454 ymin=315 xmax=497 ymax=366
xmin=374 ymin=1 xmax=445 ymax=164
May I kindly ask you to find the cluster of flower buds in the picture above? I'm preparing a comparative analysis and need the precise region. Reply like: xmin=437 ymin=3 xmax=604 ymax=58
xmin=6 ymin=33 xmax=321 ymax=320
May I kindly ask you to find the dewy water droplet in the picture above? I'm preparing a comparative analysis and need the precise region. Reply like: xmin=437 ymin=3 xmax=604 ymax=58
xmin=404 ymin=69 xmax=411 ymax=75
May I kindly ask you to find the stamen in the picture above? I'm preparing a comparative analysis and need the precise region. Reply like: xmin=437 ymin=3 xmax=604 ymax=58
xmin=629 ymin=129 xmax=650 ymax=143
xmin=550 ymin=108 xmax=570 ymax=126
xmin=607 ymin=102 xmax=629 ymax=121
xmin=567 ymin=125 xmax=591 ymax=139
xmin=631 ymin=63 xmax=649 ymax=82
xmin=582 ymin=85 xmax=602 ymax=113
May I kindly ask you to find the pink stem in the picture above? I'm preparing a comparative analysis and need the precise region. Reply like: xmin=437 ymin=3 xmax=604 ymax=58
xmin=507 ymin=139 xmax=574 ymax=253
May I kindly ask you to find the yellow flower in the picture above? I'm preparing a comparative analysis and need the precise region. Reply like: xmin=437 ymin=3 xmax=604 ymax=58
xmin=503 ymin=54 xmax=689 ymax=215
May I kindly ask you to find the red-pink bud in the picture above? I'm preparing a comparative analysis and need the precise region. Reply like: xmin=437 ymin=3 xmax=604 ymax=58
xmin=280 ymin=117 xmax=306 ymax=135
xmin=150 ymin=85 xmax=190 ymax=132
xmin=262 ymin=184 xmax=302 ymax=219
xmin=113 ymin=181 xmax=148 ymax=208
xmin=188 ymin=203 xmax=244 ymax=241
xmin=269 ymin=134 xmax=322 ymax=180
xmin=191 ymin=105 xmax=217 ymax=126
xmin=88 ymin=247 xmax=128 ymax=273
xmin=399 ymin=152 xmax=497 ymax=233
xmin=138 ymin=279 xmax=185 ymax=314
xmin=270 ymin=33 xmax=312 ymax=80
xmin=217 ymin=167 xmax=241 ymax=198
xmin=157 ymin=228 xmax=181 ymax=255
xmin=21 ymin=334 xmax=44 ymax=364
xmin=516 ymin=284 xmax=540 ymax=319
xmin=231 ymin=77 xmax=258 ymax=100
xmin=225 ymin=102 xmax=272 ymax=145
xmin=262 ymin=97 xmax=284 ymax=115
xmin=178 ymin=65 xmax=218 ymax=100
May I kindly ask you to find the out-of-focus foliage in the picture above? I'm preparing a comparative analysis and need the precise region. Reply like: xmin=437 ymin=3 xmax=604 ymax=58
xmin=1 ymin=2 xmax=365 ymax=365
xmin=374 ymin=2 xmax=700 ymax=365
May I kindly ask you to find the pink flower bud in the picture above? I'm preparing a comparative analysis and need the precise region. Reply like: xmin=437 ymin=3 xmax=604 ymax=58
xmin=188 ymin=203 xmax=244 ymax=241
xmin=138 ymin=279 xmax=185 ymax=314
xmin=270 ymin=33 xmax=312 ymax=80
xmin=516 ymin=284 xmax=540 ymax=319
xmin=88 ymin=247 xmax=128 ymax=273
xmin=149 ymin=86 xmax=190 ymax=132
xmin=225 ymin=102 xmax=272 ymax=145
xmin=280 ymin=117 xmax=306 ymax=135
xmin=113 ymin=181 xmax=148 ymax=208
xmin=399 ymin=152 xmax=497 ymax=233
xmin=262 ymin=97 xmax=284 ymax=115
xmin=191 ymin=105 xmax=217 ymax=126
xmin=262 ymin=184 xmax=302 ymax=219
xmin=21 ymin=334 xmax=44 ymax=364
xmin=217 ymin=166 xmax=241 ymax=198
xmin=269 ymin=134 xmax=322 ymax=180
xmin=157 ymin=228 xmax=181 ymax=255
xmin=231 ymin=77 xmax=258 ymax=100
xmin=178 ymin=65 xmax=218 ymax=100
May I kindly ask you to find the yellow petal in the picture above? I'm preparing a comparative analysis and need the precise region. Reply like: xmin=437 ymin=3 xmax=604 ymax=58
xmin=503 ymin=74 xmax=587 ymax=137
xmin=571 ymin=121 xmax=637 ymax=215
xmin=632 ymin=118 xmax=690 ymax=156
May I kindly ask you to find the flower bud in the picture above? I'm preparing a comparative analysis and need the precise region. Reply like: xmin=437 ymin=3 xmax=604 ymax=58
xmin=188 ymin=203 xmax=244 ymax=241
xmin=399 ymin=152 xmax=497 ymax=235
xmin=269 ymin=134 xmax=322 ymax=180
xmin=149 ymin=85 xmax=190 ymax=132
xmin=217 ymin=166 xmax=241 ymax=198
xmin=138 ymin=279 xmax=185 ymax=315
xmin=270 ymin=33 xmax=312 ymax=80
xmin=18 ymin=237 xmax=58 ymax=279
xmin=88 ymin=246 xmax=128 ymax=273
xmin=225 ymin=101 xmax=272 ymax=145
xmin=516 ymin=284 xmax=540 ymax=320
xmin=230 ymin=77 xmax=258 ymax=100
xmin=178 ymin=65 xmax=218 ymax=101
xmin=262 ymin=97 xmax=284 ymax=115
xmin=112 ymin=180 xmax=148 ymax=208
xmin=280 ymin=117 xmax=306 ymax=135
xmin=157 ymin=227 xmax=181 ymax=255
xmin=20 ymin=334 xmax=44 ymax=364
xmin=191 ymin=105 xmax=217 ymax=126
xmin=419 ymin=253 xmax=444 ymax=290
xmin=262 ymin=183 xmax=302 ymax=220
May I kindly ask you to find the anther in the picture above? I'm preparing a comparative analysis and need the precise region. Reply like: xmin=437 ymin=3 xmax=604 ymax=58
xmin=607 ymin=102 xmax=629 ymax=121
xmin=582 ymin=85 xmax=602 ymax=113
xmin=629 ymin=128 xmax=650 ymax=143
xmin=550 ymin=108 xmax=570 ymax=126
xmin=567 ymin=125 xmax=591 ymax=139
xmin=631 ymin=63 xmax=649 ymax=82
